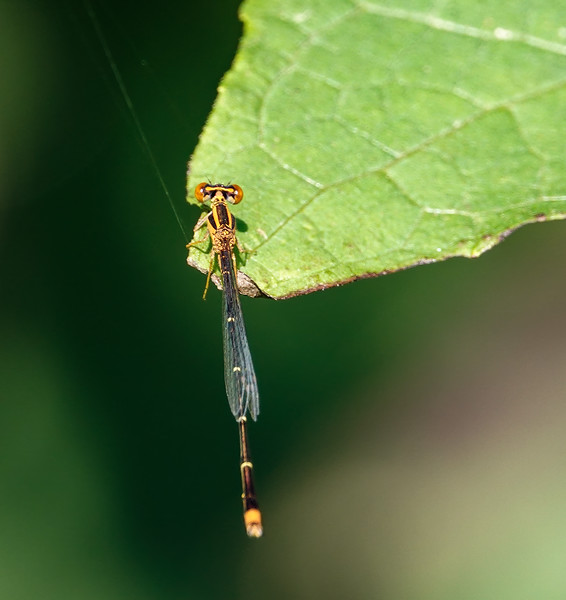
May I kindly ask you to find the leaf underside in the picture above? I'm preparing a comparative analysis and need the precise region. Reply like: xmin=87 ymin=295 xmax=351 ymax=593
xmin=187 ymin=0 xmax=566 ymax=299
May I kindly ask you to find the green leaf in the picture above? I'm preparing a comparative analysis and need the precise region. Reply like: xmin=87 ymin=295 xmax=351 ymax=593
xmin=187 ymin=0 xmax=566 ymax=299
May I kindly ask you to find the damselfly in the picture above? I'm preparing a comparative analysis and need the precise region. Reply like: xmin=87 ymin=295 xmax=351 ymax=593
xmin=187 ymin=183 xmax=262 ymax=537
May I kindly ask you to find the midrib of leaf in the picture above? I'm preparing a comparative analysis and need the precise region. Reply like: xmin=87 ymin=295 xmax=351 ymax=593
xmin=357 ymin=2 xmax=566 ymax=57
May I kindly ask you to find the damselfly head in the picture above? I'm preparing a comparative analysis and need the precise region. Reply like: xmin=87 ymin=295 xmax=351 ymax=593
xmin=194 ymin=183 xmax=244 ymax=205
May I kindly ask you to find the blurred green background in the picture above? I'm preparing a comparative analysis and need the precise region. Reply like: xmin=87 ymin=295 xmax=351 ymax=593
xmin=2 ymin=1 xmax=566 ymax=599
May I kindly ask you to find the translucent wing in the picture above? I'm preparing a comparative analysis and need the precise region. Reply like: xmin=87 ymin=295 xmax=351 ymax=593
xmin=219 ymin=249 xmax=260 ymax=421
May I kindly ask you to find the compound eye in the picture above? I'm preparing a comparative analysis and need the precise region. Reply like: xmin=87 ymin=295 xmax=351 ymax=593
xmin=194 ymin=182 xmax=208 ymax=202
xmin=231 ymin=184 xmax=244 ymax=204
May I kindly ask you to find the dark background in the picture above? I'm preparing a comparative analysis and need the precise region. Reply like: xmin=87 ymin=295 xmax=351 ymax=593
xmin=2 ymin=1 xmax=566 ymax=598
